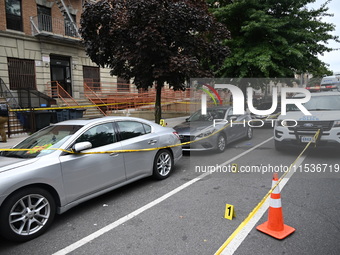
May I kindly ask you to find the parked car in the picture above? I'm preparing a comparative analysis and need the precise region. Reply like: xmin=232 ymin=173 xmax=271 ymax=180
xmin=251 ymin=101 xmax=281 ymax=127
xmin=174 ymin=106 xmax=253 ymax=152
xmin=0 ymin=116 xmax=182 ymax=242
xmin=274 ymin=91 xmax=340 ymax=150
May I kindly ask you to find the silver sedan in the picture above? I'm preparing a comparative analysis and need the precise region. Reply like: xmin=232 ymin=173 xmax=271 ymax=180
xmin=174 ymin=106 xmax=253 ymax=152
xmin=0 ymin=116 xmax=182 ymax=242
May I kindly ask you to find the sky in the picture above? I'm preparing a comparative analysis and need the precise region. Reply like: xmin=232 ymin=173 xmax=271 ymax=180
xmin=309 ymin=0 xmax=340 ymax=74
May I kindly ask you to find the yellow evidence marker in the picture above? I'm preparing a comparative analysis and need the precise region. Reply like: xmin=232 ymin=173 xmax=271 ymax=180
xmin=225 ymin=204 xmax=236 ymax=220
xmin=231 ymin=163 xmax=238 ymax=173
xmin=160 ymin=119 xmax=166 ymax=127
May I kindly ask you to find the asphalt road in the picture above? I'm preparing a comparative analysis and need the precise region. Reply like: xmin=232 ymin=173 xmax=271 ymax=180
xmin=0 ymin=128 xmax=339 ymax=255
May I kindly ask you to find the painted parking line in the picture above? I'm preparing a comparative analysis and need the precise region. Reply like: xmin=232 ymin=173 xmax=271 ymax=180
xmin=216 ymin=130 xmax=319 ymax=254
xmin=53 ymin=137 xmax=273 ymax=255
xmin=217 ymin=155 xmax=307 ymax=255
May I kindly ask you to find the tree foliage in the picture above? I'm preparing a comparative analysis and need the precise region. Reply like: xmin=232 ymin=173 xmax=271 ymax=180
xmin=80 ymin=0 xmax=230 ymax=123
xmin=208 ymin=0 xmax=339 ymax=79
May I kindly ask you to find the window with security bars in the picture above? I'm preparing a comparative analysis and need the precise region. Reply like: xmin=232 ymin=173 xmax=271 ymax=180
xmin=117 ymin=77 xmax=130 ymax=92
xmin=83 ymin=66 xmax=100 ymax=91
xmin=37 ymin=5 xmax=52 ymax=32
xmin=65 ymin=14 xmax=77 ymax=37
xmin=7 ymin=58 xmax=36 ymax=90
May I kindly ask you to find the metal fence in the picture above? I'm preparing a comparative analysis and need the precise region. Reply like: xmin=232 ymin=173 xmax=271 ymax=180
xmin=30 ymin=14 xmax=80 ymax=38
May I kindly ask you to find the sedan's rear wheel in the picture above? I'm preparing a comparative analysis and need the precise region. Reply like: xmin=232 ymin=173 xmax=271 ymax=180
xmin=0 ymin=187 xmax=56 ymax=242
xmin=153 ymin=150 xmax=173 ymax=180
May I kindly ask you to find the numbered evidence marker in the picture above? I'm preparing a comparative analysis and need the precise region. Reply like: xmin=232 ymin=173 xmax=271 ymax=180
xmin=160 ymin=119 xmax=166 ymax=127
xmin=225 ymin=204 xmax=236 ymax=220
xmin=231 ymin=163 xmax=238 ymax=173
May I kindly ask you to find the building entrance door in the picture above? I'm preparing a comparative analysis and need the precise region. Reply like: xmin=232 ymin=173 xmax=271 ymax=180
xmin=50 ymin=56 xmax=72 ymax=97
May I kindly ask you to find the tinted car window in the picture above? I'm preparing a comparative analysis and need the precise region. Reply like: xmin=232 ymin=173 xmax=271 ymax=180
xmin=117 ymin=121 xmax=147 ymax=140
xmin=257 ymin=102 xmax=281 ymax=113
xmin=75 ymin=123 xmax=116 ymax=148
xmin=188 ymin=109 xmax=227 ymax=122
xmin=143 ymin=124 xmax=152 ymax=134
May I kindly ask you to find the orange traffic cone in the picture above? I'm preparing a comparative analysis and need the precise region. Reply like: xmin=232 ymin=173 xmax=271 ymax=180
xmin=256 ymin=173 xmax=295 ymax=239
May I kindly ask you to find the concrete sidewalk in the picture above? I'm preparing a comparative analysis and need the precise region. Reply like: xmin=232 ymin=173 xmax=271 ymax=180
xmin=0 ymin=134 xmax=29 ymax=149
xmin=163 ymin=116 xmax=188 ymax=128
xmin=0 ymin=116 xmax=188 ymax=149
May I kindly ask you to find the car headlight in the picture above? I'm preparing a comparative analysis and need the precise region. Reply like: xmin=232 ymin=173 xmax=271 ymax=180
xmin=333 ymin=120 xmax=340 ymax=127
xmin=195 ymin=130 xmax=215 ymax=139
xmin=276 ymin=119 xmax=289 ymax=127
xmin=276 ymin=119 xmax=297 ymax=127
xmin=254 ymin=115 xmax=267 ymax=119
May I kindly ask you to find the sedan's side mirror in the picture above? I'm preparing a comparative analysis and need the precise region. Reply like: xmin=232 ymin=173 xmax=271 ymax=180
xmin=72 ymin=141 xmax=92 ymax=152
xmin=185 ymin=118 xmax=190 ymax=122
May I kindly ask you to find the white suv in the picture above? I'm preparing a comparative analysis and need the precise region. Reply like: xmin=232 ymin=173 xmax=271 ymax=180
xmin=274 ymin=91 xmax=340 ymax=150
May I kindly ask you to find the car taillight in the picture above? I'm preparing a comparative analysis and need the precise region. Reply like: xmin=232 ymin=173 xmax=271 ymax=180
xmin=173 ymin=132 xmax=180 ymax=140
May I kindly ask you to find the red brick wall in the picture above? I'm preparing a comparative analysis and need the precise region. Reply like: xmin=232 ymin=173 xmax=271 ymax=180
xmin=69 ymin=0 xmax=83 ymax=25
xmin=0 ymin=0 xmax=83 ymax=35
xmin=0 ymin=0 xmax=7 ymax=31
xmin=22 ymin=0 xmax=38 ymax=35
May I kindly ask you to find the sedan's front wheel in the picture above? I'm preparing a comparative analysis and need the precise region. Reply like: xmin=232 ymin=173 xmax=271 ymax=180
xmin=0 ymin=187 xmax=56 ymax=242
xmin=274 ymin=140 xmax=285 ymax=151
xmin=216 ymin=134 xmax=227 ymax=153
xmin=246 ymin=127 xmax=253 ymax=140
xmin=153 ymin=150 xmax=173 ymax=180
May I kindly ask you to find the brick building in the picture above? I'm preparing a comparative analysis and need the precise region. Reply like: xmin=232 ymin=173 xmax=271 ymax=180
xmin=0 ymin=0 xmax=129 ymax=109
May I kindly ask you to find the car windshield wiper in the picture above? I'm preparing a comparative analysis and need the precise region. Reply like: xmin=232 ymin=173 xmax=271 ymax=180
xmin=2 ymin=153 xmax=26 ymax=158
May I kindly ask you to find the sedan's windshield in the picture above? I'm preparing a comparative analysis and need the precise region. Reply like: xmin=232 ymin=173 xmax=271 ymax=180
xmin=188 ymin=109 xmax=227 ymax=122
xmin=287 ymin=95 xmax=340 ymax=111
xmin=2 ymin=125 xmax=83 ymax=158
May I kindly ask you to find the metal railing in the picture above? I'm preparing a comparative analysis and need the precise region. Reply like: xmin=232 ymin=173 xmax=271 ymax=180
xmin=83 ymin=81 xmax=194 ymax=114
xmin=30 ymin=14 xmax=81 ymax=39
xmin=0 ymin=78 xmax=25 ymax=137
xmin=0 ymin=78 xmax=21 ymax=109
xmin=56 ymin=0 xmax=81 ymax=37
xmin=45 ymin=81 xmax=79 ymax=107
xmin=84 ymin=83 xmax=108 ymax=116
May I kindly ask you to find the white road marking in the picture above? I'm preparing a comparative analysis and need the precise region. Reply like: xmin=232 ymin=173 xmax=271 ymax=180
xmin=53 ymin=137 xmax=273 ymax=255
xmin=220 ymin=154 xmax=307 ymax=255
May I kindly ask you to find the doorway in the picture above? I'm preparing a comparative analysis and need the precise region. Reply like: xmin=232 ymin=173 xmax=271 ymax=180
xmin=50 ymin=55 xmax=72 ymax=97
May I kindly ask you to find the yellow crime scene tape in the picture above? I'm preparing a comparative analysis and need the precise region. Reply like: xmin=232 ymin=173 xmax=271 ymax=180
xmin=215 ymin=129 xmax=321 ymax=255
xmin=0 ymin=119 xmax=234 ymax=154
xmin=0 ymin=119 xmax=321 ymax=252
xmin=9 ymin=101 xmax=199 ymax=112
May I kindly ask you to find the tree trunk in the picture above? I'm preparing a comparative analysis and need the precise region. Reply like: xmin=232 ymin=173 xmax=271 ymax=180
xmin=155 ymin=82 xmax=162 ymax=124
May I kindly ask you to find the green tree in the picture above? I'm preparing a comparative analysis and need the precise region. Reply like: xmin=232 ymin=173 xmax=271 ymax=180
xmin=80 ymin=0 xmax=230 ymax=123
xmin=208 ymin=0 xmax=339 ymax=80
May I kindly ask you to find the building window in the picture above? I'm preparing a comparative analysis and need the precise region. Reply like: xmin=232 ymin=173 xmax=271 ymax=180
xmin=5 ymin=0 xmax=23 ymax=31
xmin=117 ymin=77 xmax=130 ymax=92
xmin=83 ymin=66 xmax=100 ymax=91
xmin=65 ymin=14 xmax=77 ymax=37
xmin=37 ymin=5 xmax=52 ymax=32
xmin=7 ymin=58 xmax=36 ymax=90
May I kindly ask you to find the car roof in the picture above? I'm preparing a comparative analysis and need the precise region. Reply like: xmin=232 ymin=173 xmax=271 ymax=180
xmin=309 ymin=91 xmax=340 ymax=96
xmin=53 ymin=116 xmax=156 ymax=126
xmin=294 ymin=91 xmax=340 ymax=97
xmin=206 ymin=106 xmax=232 ymax=110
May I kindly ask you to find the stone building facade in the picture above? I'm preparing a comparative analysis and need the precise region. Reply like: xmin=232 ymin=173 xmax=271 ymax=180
xmin=0 ymin=0 xmax=125 ymax=107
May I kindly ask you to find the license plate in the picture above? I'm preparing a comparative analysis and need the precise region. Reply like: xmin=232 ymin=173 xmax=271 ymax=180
xmin=301 ymin=136 xmax=314 ymax=143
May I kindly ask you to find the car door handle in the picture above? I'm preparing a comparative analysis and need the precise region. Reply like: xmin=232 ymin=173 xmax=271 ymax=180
xmin=110 ymin=152 xmax=119 ymax=157
xmin=148 ymin=140 xmax=158 ymax=145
